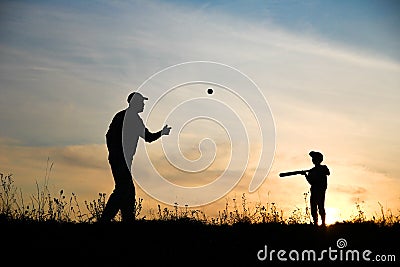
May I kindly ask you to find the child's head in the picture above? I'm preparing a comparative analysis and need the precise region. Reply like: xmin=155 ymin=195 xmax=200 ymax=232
xmin=309 ymin=151 xmax=323 ymax=165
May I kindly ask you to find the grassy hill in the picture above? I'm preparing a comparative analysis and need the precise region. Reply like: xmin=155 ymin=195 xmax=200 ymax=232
xmin=2 ymin=219 xmax=399 ymax=266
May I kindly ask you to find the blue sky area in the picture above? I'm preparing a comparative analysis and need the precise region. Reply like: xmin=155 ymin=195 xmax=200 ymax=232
xmin=167 ymin=0 xmax=400 ymax=60
xmin=2 ymin=0 xmax=399 ymax=60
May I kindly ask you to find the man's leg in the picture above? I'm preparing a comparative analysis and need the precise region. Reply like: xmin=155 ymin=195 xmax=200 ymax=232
xmin=100 ymin=157 xmax=129 ymax=222
xmin=100 ymin=189 xmax=121 ymax=222
xmin=110 ymin=156 xmax=135 ymax=222
xmin=120 ymin=181 xmax=136 ymax=222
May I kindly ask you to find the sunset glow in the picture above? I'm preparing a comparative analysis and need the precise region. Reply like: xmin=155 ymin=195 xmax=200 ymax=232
xmin=324 ymin=207 xmax=342 ymax=225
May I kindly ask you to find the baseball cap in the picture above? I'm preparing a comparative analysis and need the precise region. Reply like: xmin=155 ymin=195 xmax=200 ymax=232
xmin=127 ymin=92 xmax=148 ymax=103
xmin=309 ymin=151 xmax=323 ymax=161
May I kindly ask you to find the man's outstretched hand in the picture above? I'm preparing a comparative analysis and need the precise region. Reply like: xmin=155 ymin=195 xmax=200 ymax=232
xmin=161 ymin=124 xmax=171 ymax=136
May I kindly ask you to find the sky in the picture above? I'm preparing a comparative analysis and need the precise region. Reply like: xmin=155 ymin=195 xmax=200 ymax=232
xmin=0 ymin=0 xmax=399 ymax=223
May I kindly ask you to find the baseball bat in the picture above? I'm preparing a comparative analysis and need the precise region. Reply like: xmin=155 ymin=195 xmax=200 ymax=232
xmin=279 ymin=170 xmax=308 ymax=177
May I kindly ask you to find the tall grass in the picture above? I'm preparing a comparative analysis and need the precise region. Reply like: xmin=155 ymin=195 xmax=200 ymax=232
xmin=1 ymin=170 xmax=399 ymax=226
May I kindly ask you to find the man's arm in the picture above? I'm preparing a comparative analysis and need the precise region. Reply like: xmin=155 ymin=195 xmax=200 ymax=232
xmin=144 ymin=128 xmax=162 ymax=143
xmin=144 ymin=124 xmax=171 ymax=143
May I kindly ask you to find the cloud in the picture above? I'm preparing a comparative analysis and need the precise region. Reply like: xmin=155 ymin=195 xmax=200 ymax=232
xmin=0 ymin=138 xmax=111 ymax=200
xmin=331 ymin=185 xmax=367 ymax=196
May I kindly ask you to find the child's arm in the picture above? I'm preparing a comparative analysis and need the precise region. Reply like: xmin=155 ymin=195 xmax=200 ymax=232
xmin=324 ymin=165 xmax=330 ymax=176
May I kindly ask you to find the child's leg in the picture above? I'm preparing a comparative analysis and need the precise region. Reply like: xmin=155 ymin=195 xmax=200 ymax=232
xmin=310 ymin=190 xmax=318 ymax=225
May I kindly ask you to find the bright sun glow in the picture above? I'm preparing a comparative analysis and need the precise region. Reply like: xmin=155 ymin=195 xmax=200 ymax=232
xmin=325 ymin=207 xmax=342 ymax=225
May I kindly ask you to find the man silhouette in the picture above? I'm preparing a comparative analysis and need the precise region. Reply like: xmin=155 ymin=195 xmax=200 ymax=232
xmin=303 ymin=151 xmax=330 ymax=226
xmin=100 ymin=92 xmax=171 ymax=222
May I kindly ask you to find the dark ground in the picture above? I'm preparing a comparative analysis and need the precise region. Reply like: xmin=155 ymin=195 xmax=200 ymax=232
xmin=2 ymin=220 xmax=399 ymax=267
